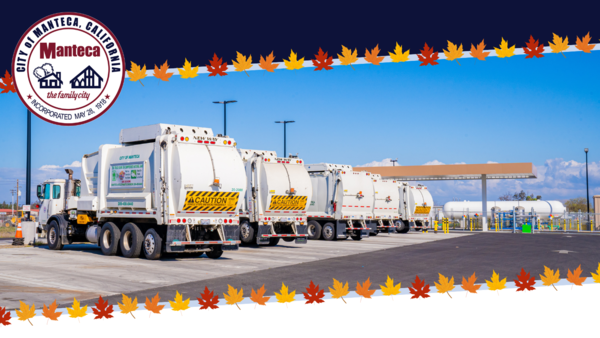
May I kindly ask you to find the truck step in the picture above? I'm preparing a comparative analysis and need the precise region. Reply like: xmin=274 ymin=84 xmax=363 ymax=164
xmin=170 ymin=240 xmax=241 ymax=246
xmin=260 ymin=234 xmax=308 ymax=238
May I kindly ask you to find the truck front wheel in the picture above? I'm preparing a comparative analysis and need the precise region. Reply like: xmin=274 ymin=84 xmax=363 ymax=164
xmin=307 ymin=221 xmax=322 ymax=240
xmin=120 ymin=223 xmax=143 ymax=258
xmin=239 ymin=221 xmax=255 ymax=245
xmin=143 ymin=228 xmax=162 ymax=260
xmin=47 ymin=221 xmax=63 ymax=250
xmin=100 ymin=222 xmax=121 ymax=256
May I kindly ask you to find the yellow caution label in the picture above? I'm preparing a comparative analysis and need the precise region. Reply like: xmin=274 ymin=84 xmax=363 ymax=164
xmin=269 ymin=195 xmax=308 ymax=211
xmin=414 ymin=206 xmax=431 ymax=214
xmin=183 ymin=191 xmax=240 ymax=211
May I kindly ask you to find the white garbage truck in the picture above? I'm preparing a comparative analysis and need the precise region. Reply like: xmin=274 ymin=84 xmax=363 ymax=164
xmin=237 ymin=149 xmax=312 ymax=246
xmin=36 ymin=124 xmax=246 ymax=260
xmin=368 ymin=174 xmax=401 ymax=235
xmin=396 ymin=183 xmax=434 ymax=233
xmin=305 ymin=164 xmax=374 ymax=241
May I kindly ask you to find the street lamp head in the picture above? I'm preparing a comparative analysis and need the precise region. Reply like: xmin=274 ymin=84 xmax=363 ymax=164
xmin=213 ymin=100 xmax=237 ymax=104
xmin=585 ymin=148 xmax=589 ymax=153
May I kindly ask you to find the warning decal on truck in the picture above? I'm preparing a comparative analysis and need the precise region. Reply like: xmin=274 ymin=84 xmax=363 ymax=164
xmin=414 ymin=206 xmax=431 ymax=215
xmin=269 ymin=195 xmax=308 ymax=211
xmin=183 ymin=191 xmax=240 ymax=211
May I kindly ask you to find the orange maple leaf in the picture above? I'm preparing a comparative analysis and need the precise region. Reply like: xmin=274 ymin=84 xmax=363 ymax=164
xmin=250 ymin=284 xmax=270 ymax=306
xmin=417 ymin=43 xmax=439 ymax=66
xmin=259 ymin=51 xmax=278 ymax=72
xmin=154 ymin=60 xmax=174 ymax=82
xmin=470 ymin=39 xmax=490 ymax=61
xmin=312 ymin=48 xmax=333 ymax=71
xmin=42 ymin=300 xmax=62 ymax=322
xmin=461 ymin=272 xmax=481 ymax=294
xmin=575 ymin=32 xmax=595 ymax=53
xmin=364 ymin=44 xmax=384 ymax=65
xmin=356 ymin=277 xmax=375 ymax=299
xmin=567 ymin=265 xmax=587 ymax=286
xmin=206 ymin=53 xmax=228 ymax=77
xmin=145 ymin=293 xmax=165 ymax=315
xmin=0 ymin=70 xmax=16 ymax=94
xmin=523 ymin=35 xmax=545 ymax=59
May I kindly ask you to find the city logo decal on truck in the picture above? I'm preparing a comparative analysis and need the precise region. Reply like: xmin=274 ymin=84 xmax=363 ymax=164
xmin=268 ymin=196 xmax=308 ymax=211
xmin=183 ymin=191 xmax=240 ymax=211
xmin=12 ymin=12 xmax=125 ymax=126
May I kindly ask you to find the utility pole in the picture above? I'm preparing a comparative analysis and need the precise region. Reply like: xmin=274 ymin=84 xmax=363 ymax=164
xmin=213 ymin=100 xmax=237 ymax=136
xmin=275 ymin=121 xmax=295 ymax=157
xmin=585 ymin=148 xmax=590 ymax=215
xmin=10 ymin=189 xmax=16 ymax=216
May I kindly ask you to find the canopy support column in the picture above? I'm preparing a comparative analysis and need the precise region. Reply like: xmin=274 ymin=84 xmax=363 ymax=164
xmin=482 ymin=174 xmax=488 ymax=232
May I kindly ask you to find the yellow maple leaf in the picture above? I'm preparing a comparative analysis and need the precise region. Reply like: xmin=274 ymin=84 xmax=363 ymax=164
xmin=434 ymin=273 xmax=455 ymax=298
xmin=126 ymin=61 xmax=147 ymax=86
xmin=389 ymin=42 xmax=409 ymax=63
xmin=486 ymin=270 xmax=507 ymax=293
xmin=494 ymin=38 xmax=515 ymax=58
xmin=575 ymin=32 xmax=595 ymax=53
xmin=328 ymin=278 xmax=349 ymax=304
xmin=118 ymin=294 xmax=138 ymax=319
xmin=169 ymin=291 xmax=190 ymax=312
xmin=364 ymin=44 xmax=384 ymax=65
xmin=223 ymin=284 xmax=244 ymax=310
xmin=444 ymin=40 xmax=464 ymax=65
xmin=16 ymin=301 xmax=36 ymax=326
xmin=178 ymin=58 xmax=199 ymax=79
xmin=283 ymin=50 xmax=304 ymax=70
xmin=338 ymin=45 xmax=358 ymax=70
xmin=232 ymin=52 xmax=252 ymax=76
xmin=379 ymin=275 xmax=401 ymax=297
xmin=540 ymin=266 xmax=560 ymax=291
xmin=549 ymin=33 xmax=569 ymax=57
xmin=67 ymin=298 xmax=88 ymax=319
xmin=591 ymin=263 xmax=600 ymax=283
xmin=275 ymin=283 xmax=296 ymax=304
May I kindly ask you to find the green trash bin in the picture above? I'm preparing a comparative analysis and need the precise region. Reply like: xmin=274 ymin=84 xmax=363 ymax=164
xmin=522 ymin=223 xmax=532 ymax=233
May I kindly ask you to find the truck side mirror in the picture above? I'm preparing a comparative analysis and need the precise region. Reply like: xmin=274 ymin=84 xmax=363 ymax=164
xmin=37 ymin=185 xmax=43 ymax=199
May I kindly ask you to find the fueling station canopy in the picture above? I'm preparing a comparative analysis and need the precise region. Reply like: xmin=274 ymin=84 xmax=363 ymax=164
xmin=353 ymin=162 xmax=538 ymax=231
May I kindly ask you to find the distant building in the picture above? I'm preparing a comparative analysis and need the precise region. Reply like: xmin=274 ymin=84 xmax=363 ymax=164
xmin=38 ymin=72 xmax=63 ymax=89
xmin=70 ymin=66 xmax=104 ymax=89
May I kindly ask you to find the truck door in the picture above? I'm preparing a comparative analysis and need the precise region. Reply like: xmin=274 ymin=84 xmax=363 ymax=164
xmin=48 ymin=183 xmax=65 ymax=217
xmin=38 ymin=183 xmax=52 ymax=225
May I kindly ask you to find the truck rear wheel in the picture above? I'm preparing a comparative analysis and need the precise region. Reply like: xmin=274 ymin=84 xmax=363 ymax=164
xmin=268 ymin=237 xmax=280 ymax=246
xmin=143 ymin=228 xmax=162 ymax=260
xmin=282 ymin=238 xmax=295 ymax=242
xmin=47 ymin=220 xmax=63 ymax=251
xmin=351 ymin=234 xmax=363 ymax=241
xmin=120 ymin=223 xmax=143 ymax=258
xmin=370 ymin=230 xmax=379 ymax=236
xmin=206 ymin=247 xmax=223 ymax=259
xmin=239 ymin=221 xmax=255 ymax=245
xmin=100 ymin=222 xmax=121 ymax=256
xmin=322 ymin=222 xmax=336 ymax=241
xmin=307 ymin=221 xmax=322 ymax=240
xmin=396 ymin=220 xmax=410 ymax=234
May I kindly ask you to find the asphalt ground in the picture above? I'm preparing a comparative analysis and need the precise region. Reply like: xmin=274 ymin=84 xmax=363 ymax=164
xmin=78 ymin=232 xmax=600 ymax=308
xmin=0 ymin=231 xmax=468 ymax=310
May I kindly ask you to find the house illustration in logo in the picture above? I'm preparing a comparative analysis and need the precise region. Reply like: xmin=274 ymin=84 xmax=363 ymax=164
xmin=70 ymin=66 xmax=104 ymax=89
xmin=33 ymin=63 xmax=63 ymax=89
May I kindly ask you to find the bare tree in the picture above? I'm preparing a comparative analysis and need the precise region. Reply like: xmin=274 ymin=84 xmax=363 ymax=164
xmin=499 ymin=193 xmax=512 ymax=201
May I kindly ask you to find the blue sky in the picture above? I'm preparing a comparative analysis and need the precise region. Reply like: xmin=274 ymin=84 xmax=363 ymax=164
xmin=1 ymin=52 xmax=599 ymax=205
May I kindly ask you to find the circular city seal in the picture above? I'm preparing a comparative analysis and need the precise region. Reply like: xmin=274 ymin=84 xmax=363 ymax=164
xmin=12 ymin=13 xmax=125 ymax=126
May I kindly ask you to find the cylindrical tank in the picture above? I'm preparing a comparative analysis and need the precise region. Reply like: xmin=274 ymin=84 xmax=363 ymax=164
xmin=443 ymin=200 xmax=566 ymax=219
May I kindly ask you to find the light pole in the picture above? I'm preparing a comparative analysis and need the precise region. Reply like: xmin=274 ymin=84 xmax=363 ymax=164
xmin=391 ymin=158 xmax=398 ymax=166
xmin=275 ymin=121 xmax=295 ymax=157
xmin=585 ymin=148 xmax=590 ymax=214
xmin=213 ymin=100 xmax=237 ymax=136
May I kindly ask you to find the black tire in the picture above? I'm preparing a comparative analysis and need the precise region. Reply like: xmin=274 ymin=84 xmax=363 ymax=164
xmin=351 ymin=234 xmax=362 ymax=241
xmin=120 ymin=223 xmax=143 ymax=258
xmin=268 ymin=237 xmax=280 ymax=246
xmin=47 ymin=220 xmax=63 ymax=250
xmin=100 ymin=222 xmax=121 ymax=256
xmin=143 ymin=228 xmax=162 ymax=260
xmin=282 ymin=238 xmax=295 ymax=242
xmin=307 ymin=221 xmax=322 ymax=240
xmin=322 ymin=222 xmax=336 ymax=241
xmin=179 ymin=252 xmax=204 ymax=258
xmin=396 ymin=220 xmax=410 ymax=234
xmin=370 ymin=230 xmax=379 ymax=236
xmin=239 ymin=221 xmax=255 ymax=245
xmin=206 ymin=247 xmax=223 ymax=259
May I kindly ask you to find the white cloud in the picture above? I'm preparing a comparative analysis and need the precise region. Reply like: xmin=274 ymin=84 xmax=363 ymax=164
xmin=358 ymin=158 xmax=399 ymax=167
xmin=487 ymin=161 xmax=499 ymax=164
xmin=423 ymin=160 xmax=445 ymax=165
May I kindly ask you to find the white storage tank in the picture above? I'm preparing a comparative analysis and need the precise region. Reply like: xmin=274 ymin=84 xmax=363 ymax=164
xmin=443 ymin=200 xmax=566 ymax=219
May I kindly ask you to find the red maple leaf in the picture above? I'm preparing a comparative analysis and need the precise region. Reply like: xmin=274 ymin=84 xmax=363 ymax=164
xmin=417 ymin=43 xmax=439 ymax=66
xmin=523 ymin=35 xmax=545 ymax=59
xmin=514 ymin=268 xmax=536 ymax=291
xmin=0 ymin=306 xmax=11 ymax=326
xmin=409 ymin=275 xmax=431 ymax=299
xmin=206 ymin=53 xmax=228 ymax=77
xmin=0 ymin=70 xmax=16 ymax=94
xmin=302 ymin=280 xmax=325 ymax=304
xmin=92 ymin=295 xmax=114 ymax=319
xmin=198 ymin=286 xmax=219 ymax=310
xmin=312 ymin=48 xmax=333 ymax=71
